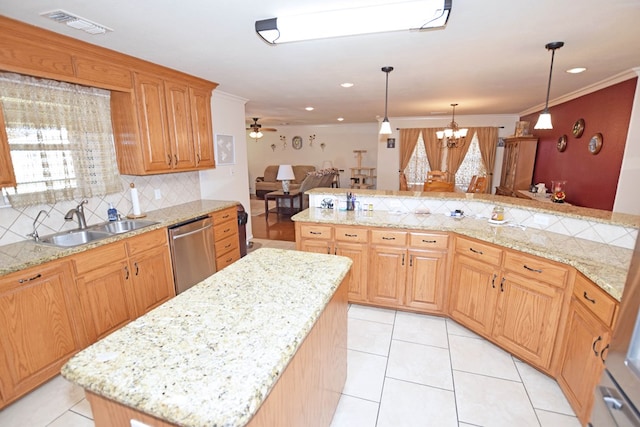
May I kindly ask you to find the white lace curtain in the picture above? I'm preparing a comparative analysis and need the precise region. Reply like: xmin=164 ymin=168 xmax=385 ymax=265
xmin=0 ymin=72 xmax=122 ymax=207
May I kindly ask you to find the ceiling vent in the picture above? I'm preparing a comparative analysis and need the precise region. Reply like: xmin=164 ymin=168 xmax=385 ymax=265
xmin=40 ymin=10 xmax=113 ymax=35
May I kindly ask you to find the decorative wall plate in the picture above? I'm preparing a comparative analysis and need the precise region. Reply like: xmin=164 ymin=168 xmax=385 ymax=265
xmin=588 ymin=133 xmax=603 ymax=155
xmin=572 ymin=118 xmax=585 ymax=138
xmin=557 ymin=134 xmax=568 ymax=152
xmin=292 ymin=135 xmax=303 ymax=150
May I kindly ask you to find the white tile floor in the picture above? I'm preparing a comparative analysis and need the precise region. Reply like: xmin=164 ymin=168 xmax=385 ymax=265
xmin=0 ymin=239 xmax=580 ymax=427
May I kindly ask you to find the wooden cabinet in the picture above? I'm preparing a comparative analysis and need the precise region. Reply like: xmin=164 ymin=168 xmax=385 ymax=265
xmin=212 ymin=206 xmax=241 ymax=270
xmin=558 ymin=274 xmax=618 ymax=425
xmin=189 ymin=86 xmax=215 ymax=168
xmin=72 ymin=229 xmax=175 ymax=346
xmin=496 ymin=136 xmax=538 ymax=197
xmin=0 ymin=260 xmax=81 ymax=406
xmin=297 ymin=224 xmax=334 ymax=254
xmin=369 ymin=242 xmax=406 ymax=308
xmin=0 ymin=107 xmax=16 ymax=188
xmin=334 ymin=226 xmax=369 ymax=303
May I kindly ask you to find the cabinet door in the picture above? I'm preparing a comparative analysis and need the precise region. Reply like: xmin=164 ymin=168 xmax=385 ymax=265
xmin=449 ymin=254 xmax=499 ymax=336
xmin=189 ymin=86 xmax=215 ymax=168
xmin=300 ymin=239 xmax=333 ymax=255
xmin=134 ymin=73 xmax=172 ymax=172
xmin=129 ymin=245 xmax=175 ymax=318
xmin=164 ymin=80 xmax=196 ymax=170
xmin=0 ymin=261 xmax=79 ymax=403
xmin=335 ymin=242 xmax=368 ymax=303
xmin=558 ymin=298 xmax=610 ymax=425
xmin=74 ymin=260 xmax=135 ymax=344
xmin=368 ymin=246 xmax=406 ymax=308
xmin=405 ymin=249 xmax=447 ymax=313
xmin=0 ymin=107 xmax=17 ymax=188
xmin=492 ymin=271 xmax=564 ymax=369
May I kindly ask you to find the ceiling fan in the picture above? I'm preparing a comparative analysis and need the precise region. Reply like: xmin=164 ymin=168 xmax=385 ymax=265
xmin=246 ymin=118 xmax=277 ymax=140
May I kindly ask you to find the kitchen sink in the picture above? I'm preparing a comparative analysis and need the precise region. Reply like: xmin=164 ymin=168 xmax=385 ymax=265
xmin=93 ymin=219 xmax=158 ymax=234
xmin=38 ymin=219 xmax=159 ymax=247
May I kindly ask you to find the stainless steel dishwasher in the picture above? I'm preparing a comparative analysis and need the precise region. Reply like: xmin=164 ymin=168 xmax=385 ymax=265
xmin=168 ymin=215 xmax=216 ymax=294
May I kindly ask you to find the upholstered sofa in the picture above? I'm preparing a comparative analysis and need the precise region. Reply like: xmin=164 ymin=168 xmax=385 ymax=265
xmin=255 ymin=165 xmax=316 ymax=199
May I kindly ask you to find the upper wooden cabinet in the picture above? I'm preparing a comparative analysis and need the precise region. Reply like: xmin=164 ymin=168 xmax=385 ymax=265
xmin=496 ymin=136 xmax=538 ymax=197
xmin=0 ymin=107 xmax=16 ymax=188
xmin=111 ymin=72 xmax=215 ymax=175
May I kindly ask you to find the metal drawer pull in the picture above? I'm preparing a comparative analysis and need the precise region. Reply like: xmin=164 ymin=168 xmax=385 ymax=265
xmin=583 ymin=292 xmax=596 ymax=304
xmin=222 ymin=214 xmax=230 ymax=219
xmin=409 ymin=255 xmax=413 ymax=267
xmin=382 ymin=236 xmax=396 ymax=240
xmin=402 ymin=253 xmax=405 ymax=266
xmin=344 ymin=233 xmax=358 ymax=237
xmin=124 ymin=266 xmax=129 ymax=280
xmin=224 ymin=228 xmax=231 ymax=233
xmin=309 ymin=231 xmax=322 ymax=235
xmin=134 ymin=262 xmax=139 ymax=276
xmin=422 ymin=239 xmax=437 ymax=243
xmin=225 ymin=243 xmax=231 ymax=249
xmin=523 ymin=265 xmax=543 ymax=273
xmin=469 ymin=247 xmax=483 ymax=255
xmin=592 ymin=336 xmax=602 ymax=356
xmin=500 ymin=277 xmax=505 ymax=292
xmin=167 ymin=154 xmax=172 ymax=165
xmin=600 ymin=344 xmax=610 ymax=362
xmin=18 ymin=273 xmax=42 ymax=283
xmin=491 ymin=273 xmax=497 ymax=288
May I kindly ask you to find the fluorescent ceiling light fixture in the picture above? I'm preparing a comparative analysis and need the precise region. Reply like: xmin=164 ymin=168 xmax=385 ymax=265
xmin=256 ymin=0 xmax=451 ymax=44
xmin=566 ymin=67 xmax=587 ymax=74
xmin=41 ymin=9 xmax=113 ymax=35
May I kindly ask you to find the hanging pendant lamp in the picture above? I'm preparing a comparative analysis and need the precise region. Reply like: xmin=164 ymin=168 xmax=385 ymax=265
xmin=379 ymin=66 xmax=394 ymax=135
xmin=534 ymin=41 xmax=564 ymax=130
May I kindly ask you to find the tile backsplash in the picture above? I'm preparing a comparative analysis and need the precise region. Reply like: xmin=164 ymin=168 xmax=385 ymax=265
xmin=0 ymin=172 xmax=201 ymax=246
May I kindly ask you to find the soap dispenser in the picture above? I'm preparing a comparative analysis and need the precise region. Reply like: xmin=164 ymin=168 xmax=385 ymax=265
xmin=108 ymin=203 xmax=118 ymax=221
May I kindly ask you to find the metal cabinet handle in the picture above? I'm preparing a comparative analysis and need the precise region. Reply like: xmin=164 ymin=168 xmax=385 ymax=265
xmin=600 ymin=344 xmax=610 ymax=362
xmin=167 ymin=154 xmax=172 ymax=165
xmin=222 ymin=214 xmax=230 ymax=219
xmin=583 ymin=292 xmax=596 ymax=304
xmin=18 ymin=273 xmax=42 ymax=283
xmin=523 ymin=264 xmax=543 ymax=273
xmin=224 ymin=243 xmax=231 ymax=249
xmin=469 ymin=247 xmax=484 ymax=255
xmin=409 ymin=255 xmax=413 ymax=267
xmin=593 ymin=336 xmax=603 ymax=356
xmin=196 ymin=154 xmax=201 ymax=165
xmin=345 ymin=233 xmax=358 ymax=237
xmin=174 ymin=154 xmax=178 ymax=165
xmin=402 ymin=253 xmax=405 ymax=266
xmin=500 ymin=277 xmax=505 ymax=292
xmin=422 ymin=239 xmax=437 ymax=243
xmin=382 ymin=236 xmax=396 ymax=240
xmin=224 ymin=228 xmax=231 ymax=233
xmin=134 ymin=262 xmax=139 ymax=276
xmin=309 ymin=231 xmax=322 ymax=235
xmin=491 ymin=273 xmax=497 ymax=288
xmin=124 ymin=266 xmax=129 ymax=280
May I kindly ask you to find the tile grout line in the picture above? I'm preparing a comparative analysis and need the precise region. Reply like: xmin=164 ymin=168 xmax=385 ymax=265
xmin=445 ymin=319 xmax=462 ymax=425
xmin=374 ymin=309 xmax=397 ymax=427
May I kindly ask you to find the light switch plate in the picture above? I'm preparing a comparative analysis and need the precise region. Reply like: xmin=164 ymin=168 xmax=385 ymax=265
xmin=154 ymin=189 xmax=161 ymax=200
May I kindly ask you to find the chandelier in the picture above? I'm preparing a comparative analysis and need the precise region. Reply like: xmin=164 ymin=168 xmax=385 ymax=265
xmin=436 ymin=103 xmax=468 ymax=148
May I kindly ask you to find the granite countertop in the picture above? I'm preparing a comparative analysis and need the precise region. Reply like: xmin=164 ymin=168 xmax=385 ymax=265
xmin=62 ymin=248 xmax=352 ymax=427
xmin=293 ymin=208 xmax=632 ymax=301
xmin=0 ymin=200 xmax=238 ymax=277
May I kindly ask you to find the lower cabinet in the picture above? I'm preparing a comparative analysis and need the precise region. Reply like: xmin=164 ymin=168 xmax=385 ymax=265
xmin=0 ymin=260 xmax=82 ymax=407
xmin=211 ymin=206 xmax=241 ymax=270
xmin=557 ymin=274 xmax=618 ymax=425
xmin=334 ymin=226 xmax=369 ymax=303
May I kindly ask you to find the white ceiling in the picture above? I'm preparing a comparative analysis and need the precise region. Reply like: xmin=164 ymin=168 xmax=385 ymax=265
xmin=1 ymin=0 xmax=639 ymax=128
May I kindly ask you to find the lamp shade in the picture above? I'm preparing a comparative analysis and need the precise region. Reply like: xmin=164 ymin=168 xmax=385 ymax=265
xmin=322 ymin=160 xmax=334 ymax=170
xmin=379 ymin=119 xmax=392 ymax=135
xmin=534 ymin=111 xmax=553 ymax=130
xmin=276 ymin=165 xmax=295 ymax=181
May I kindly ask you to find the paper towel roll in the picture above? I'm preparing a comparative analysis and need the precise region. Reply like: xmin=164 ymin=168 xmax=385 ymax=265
xmin=130 ymin=185 xmax=141 ymax=216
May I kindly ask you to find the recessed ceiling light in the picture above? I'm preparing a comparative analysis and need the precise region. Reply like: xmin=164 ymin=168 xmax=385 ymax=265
xmin=340 ymin=83 xmax=354 ymax=88
xmin=566 ymin=67 xmax=587 ymax=74
xmin=305 ymin=107 xmax=314 ymax=111
xmin=337 ymin=117 xmax=344 ymax=121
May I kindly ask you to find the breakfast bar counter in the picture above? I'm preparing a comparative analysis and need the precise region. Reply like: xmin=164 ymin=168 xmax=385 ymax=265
xmin=61 ymin=248 xmax=352 ymax=427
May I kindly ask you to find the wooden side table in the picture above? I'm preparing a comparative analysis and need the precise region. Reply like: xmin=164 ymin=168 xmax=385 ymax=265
xmin=264 ymin=190 xmax=303 ymax=219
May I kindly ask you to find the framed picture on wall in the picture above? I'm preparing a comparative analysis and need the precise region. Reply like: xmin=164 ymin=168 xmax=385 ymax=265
xmin=387 ymin=138 xmax=396 ymax=148
xmin=215 ymin=134 xmax=235 ymax=165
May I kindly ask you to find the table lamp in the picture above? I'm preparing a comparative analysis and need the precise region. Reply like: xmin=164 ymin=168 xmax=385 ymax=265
xmin=277 ymin=165 xmax=295 ymax=194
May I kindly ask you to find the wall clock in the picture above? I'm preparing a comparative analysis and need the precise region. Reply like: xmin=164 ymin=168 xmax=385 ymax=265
xmin=557 ymin=134 xmax=568 ymax=152
xmin=588 ymin=133 xmax=603 ymax=155
xmin=572 ymin=118 xmax=585 ymax=138
xmin=292 ymin=136 xmax=303 ymax=150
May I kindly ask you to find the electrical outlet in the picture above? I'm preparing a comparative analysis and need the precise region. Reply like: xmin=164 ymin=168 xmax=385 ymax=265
xmin=533 ymin=214 xmax=550 ymax=226
xmin=154 ymin=189 xmax=161 ymax=200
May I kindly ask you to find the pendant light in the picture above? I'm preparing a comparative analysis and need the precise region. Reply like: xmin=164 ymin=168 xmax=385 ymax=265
xmin=379 ymin=66 xmax=394 ymax=135
xmin=534 ymin=41 xmax=564 ymax=130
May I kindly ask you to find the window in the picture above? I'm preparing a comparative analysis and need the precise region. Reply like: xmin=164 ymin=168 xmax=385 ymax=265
xmin=404 ymin=132 xmax=431 ymax=189
xmin=0 ymin=72 xmax=122 ymax=207
xmin=455 ymin=132 xmax=486 ymax=190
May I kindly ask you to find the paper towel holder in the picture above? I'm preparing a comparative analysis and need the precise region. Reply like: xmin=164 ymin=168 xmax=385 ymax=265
xmin=126 ymin=182 xmax=147 ymax=219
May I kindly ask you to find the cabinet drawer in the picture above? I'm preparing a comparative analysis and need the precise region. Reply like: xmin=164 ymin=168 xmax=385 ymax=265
xmin=214 ymin=220 xmax=238 ymax=240
xmin=299 ymin=224 xmax=333 ymax=240
xmin=371 ymin=229 xmax=407 ymax=246
xmin=409 ymin=232 xmax=448 ymax=250
xmin=216 ymin=250 xmax=240 ymax=271
xmin=73 ymin=242 xmax=127 ymax=274
xmin=454 ymin=236 xmax=502 ymax=266
xmin=210 ymin=207 xmax=236 ymax=224
xmin=504 ymin=251 xmax=568 ymax=287
xmin=334 ymin=227 xmax=368 ymax=243
xmin=126 ymin=229 xmax=168 ymax=256
xmin=215 ymin=234 xmax=238 ymax=256
xmin=573 ymin=274 xmax=618 ymax=327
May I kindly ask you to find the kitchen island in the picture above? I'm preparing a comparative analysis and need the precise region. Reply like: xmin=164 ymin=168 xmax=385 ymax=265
xmin=62 ymin=248 xmax=352 ymax=427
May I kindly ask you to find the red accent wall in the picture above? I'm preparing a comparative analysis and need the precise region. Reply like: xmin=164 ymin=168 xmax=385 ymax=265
xmin=520 ymin=78 xmax=636 ymax=211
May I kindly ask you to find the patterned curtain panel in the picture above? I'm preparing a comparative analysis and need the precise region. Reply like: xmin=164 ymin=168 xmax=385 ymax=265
xmin=0 ymin=72 xmax=122 ymax=207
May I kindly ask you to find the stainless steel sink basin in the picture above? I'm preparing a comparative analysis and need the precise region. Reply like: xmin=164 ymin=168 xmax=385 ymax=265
xmin=93 ymin=219 xmax=158 ymax=234
xmin=39 ymin=229 xmax=113 ymax=247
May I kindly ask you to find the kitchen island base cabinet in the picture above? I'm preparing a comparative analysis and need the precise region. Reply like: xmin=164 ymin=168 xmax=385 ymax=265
xmin=82 ymin=275 xmax=348 ymax=427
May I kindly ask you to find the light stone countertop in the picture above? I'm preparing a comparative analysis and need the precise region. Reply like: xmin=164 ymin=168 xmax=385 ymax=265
xmin=293 ymin=207 xmax=633 ymax=301
xmin=0 ymin=200 xmax=238 ymax=277
xmin=62 ymin=248 xmax=352 ymax=427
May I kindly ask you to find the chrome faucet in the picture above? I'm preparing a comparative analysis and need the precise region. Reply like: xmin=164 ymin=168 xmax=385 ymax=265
xmin=64 ymin=199 xmax=88 ymax=229
xmin=27 ymin=209 xmax=49 ymax=242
